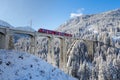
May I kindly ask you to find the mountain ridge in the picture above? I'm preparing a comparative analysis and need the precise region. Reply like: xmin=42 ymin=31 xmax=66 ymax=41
xmin=57 ymin=8 xmax=120 ymax=36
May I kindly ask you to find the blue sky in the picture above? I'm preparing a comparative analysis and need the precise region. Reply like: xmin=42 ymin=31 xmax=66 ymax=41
xmin=0 ymin=0 xmax=120 ymax=30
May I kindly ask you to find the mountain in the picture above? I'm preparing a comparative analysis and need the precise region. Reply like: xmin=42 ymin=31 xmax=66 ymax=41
xmin=57 ymin=8 xmax=120 ymax=39
xmin=0 ymin=49 xmax=77 ymax=80
xmin=56 ymin=8 xmax=120 ymax=80
xmin=15 ymin=26 xmax=35 ymax=32
xmin=0 ymin=20 xmax=13 ymax=28
xmin=0 ymin=8 xmax=120 ymax=80
xmin=0 ymin=20 xmax=35 ymax=32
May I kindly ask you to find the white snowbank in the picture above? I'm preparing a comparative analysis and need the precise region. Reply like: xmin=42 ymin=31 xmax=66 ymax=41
xmin=0 ymin=50 xmax=77 ymax=80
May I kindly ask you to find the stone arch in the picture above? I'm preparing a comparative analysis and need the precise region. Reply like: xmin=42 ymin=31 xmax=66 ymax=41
xmin=13 ymin=33 xmax=34 ymax=53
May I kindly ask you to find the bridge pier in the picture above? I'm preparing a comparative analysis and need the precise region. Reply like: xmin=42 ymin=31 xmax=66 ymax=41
xmin=30 ymin=35 xmax=37 ymax=54
xmin=5 ymin=28 xmax=10 ymax=49
xmin=47 ymin=37 xmax=55 ymax=65
xmin=59 ymin=38 xmax=67 ymax=71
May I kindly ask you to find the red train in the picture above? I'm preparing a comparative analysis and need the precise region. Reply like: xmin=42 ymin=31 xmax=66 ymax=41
xmin=38 ymin=28 xmax=72 ymax=37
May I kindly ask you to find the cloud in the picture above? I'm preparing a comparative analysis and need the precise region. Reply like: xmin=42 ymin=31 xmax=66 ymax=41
xmin=70 ymin=8 xmax=84 ymax=18
xmin=70 ymin=13 xmax=83 ymax=18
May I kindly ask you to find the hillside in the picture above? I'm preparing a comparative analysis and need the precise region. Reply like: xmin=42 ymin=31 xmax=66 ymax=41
xmin=0 ymin=20 xmax=13 ymax=28
xmin=0 ymin=8 xmax=120 ymax=80
xmin=57 ymin=8 xmax=120 ymax=80
xmin=57 ymin=8 xmax=120 ymax=39
xmin=0 ymin=20 xmax=35 ymax=32
xmin=0 ymin=49 xmax=77 ymax=80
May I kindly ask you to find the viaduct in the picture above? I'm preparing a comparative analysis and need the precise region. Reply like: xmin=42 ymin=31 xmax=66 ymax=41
xmin=0 ymin=27 xmax=111 ymax=71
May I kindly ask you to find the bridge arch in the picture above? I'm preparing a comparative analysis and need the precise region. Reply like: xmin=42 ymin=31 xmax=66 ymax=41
xmin=13 ymin=33 xmax=36 ymax=54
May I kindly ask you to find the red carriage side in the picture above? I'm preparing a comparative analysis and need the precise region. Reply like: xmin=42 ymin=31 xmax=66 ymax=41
xmin=38 ymin=28 xmax=72 ymax=37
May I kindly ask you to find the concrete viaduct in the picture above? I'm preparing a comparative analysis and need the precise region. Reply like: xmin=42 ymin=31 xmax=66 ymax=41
xmin=0 ymin=27 xmax=77 ymax=69
xmin=0 ymin=27 xmax=106 ymax=71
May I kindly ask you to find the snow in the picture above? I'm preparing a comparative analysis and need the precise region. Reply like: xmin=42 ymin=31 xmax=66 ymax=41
xmin=93 ymin=30 xmax=98 ymax=34
xmin=0 ymin=20 xmax=13 ymax=28
xmin=0 ymin=50 xmax=77 ymax=80
xmin=112 ymin=36 xmax=120 ymax=42
xmin=0 ymin=20 xmax=35 ymax=32
xmin=15 ymin=26 xmax=35 ymax=32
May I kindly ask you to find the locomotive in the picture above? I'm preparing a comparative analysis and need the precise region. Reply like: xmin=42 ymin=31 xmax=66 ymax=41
xmin=38 ymin=28 xmax=72 ymax=37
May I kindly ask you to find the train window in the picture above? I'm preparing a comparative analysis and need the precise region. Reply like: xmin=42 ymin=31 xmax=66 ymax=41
xmin=43 ymin=29 xmax=47 ymax=33
xmin=61 ymin=33 xmax=64 ymax=36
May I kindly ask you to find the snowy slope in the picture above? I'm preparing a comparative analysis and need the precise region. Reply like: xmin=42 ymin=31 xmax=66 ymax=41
xmin=57 ymin=8 xmax=120 ymax=36
xmin=0 ymin=20 xmax=13 ymax=28
xmin=15 ymin=26 xmax=35 ymax=32
xmin=0 ymin=50 xmax=77 ymax=80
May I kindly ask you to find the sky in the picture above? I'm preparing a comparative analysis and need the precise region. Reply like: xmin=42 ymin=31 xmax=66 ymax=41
xmin=0 ymin=0 xmax=120 ymax=30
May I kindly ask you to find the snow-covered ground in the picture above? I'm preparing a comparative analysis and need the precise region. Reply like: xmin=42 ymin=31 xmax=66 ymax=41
xmin=0 ymin=50 xmax=77 ymax=80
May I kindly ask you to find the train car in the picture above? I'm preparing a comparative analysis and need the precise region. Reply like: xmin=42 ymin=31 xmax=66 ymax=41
xmin=38 ymin=28 xmax=47 ymax=33
xmin=55 ymin=32 xmax=60 ymax=35
xmin=70 ymin=34 xmax=72 ymax=37
xmin=38 ymin=28 xmax=72 ymax=37
xmin=47 ymin=30 xmax=52 ymax=34
xmin=64 ymin=33 xmax=72 ymax=37
xmin=59 ymin=32 xmax=64 ymax=36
